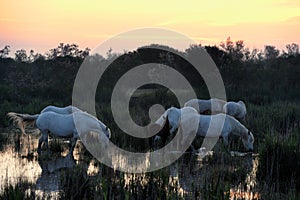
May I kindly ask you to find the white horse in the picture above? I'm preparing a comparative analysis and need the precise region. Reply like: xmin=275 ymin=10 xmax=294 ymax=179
xmin=179 ymin=113 xmax=254 ymax=151
xmin=7 ymin=111 xmax=111 ymax=155
xmin=41 ymin=105 xmax=110 ymax=137
xmin=223 ymin=101 xmax=247 ymax=122
xmin=184 ymin=98 xmax=226 ymax=114
xmin=41 ymin=105 xmax=82 ymax=114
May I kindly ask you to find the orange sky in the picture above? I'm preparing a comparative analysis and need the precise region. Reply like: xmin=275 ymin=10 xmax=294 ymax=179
xmin=0 ymin=0 xmax=299 ymax=55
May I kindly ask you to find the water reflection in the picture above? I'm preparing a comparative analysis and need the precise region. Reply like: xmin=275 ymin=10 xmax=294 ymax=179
xmin=0 ymin=132 xmax=83 ymax=199
xmin=229 ymin=155 xmax=260 ymax=200
xmin=0 ymin=131 xmax=260 ymax=199
xmin=167 ymin=153 xmax=259 ymax=199
xmin=0 ymin=147 xmax=41 ymax=193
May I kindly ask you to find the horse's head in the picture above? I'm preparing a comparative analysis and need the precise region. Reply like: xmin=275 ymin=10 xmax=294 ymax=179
xmin=155 ymin=109 xmax=168 ymax=127
xmin=242 ymin=130 xmax=254 ymax=152
xmin=148 ymin=115 xmax=170 ymax=148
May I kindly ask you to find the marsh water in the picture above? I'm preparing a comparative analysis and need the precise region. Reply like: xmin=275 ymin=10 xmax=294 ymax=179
xmin=0 ymin=129 xmax=259 ymax=199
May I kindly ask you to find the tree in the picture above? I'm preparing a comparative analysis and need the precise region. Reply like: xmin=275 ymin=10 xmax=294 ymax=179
xmin=15 ymin=49 xmax=28 ymax=62
xmin=220 ymin=37 xmax=234 ymax=54
xmin=0 ymin=45 xmax=10 ymax=58
xmin=204 ymin=45 xmax=229 ymax=68
xmin=220 ymin=37 xmax=246 ymax=62
xmin=34 ymin=53 xmax=45 ymax=61
xmin=47 ymin=43 xmax=88 ymax=59
xmin=285 ymin=43 xmax=299 ymax=57
xmin=185 ymin=44 xmax=206 ymax=61
xmin=264 ymin=45 xmax=279 ymax=60
xmin=47 ymin=48 xmax=59 ymax=59
xmin=80 ymin=47 xmax=90 ymax=58
xmin=28 ymin=49 xmax=35 ymax=62
xmin=246 ymin=48 xmax=264 ymax=62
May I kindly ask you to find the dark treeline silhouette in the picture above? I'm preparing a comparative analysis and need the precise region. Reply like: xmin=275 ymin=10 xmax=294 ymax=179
xmin=0 ymin=39 xmax=299 ymax=128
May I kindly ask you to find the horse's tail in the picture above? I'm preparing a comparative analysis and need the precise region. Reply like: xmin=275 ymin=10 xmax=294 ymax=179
xmin=7 ymin=112 xmax=39 ymax=135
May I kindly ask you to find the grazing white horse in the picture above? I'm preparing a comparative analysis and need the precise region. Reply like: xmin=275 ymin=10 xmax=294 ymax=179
xmin=7 ymin=111 xmax=111 ymax=155
xmin=40 ymin=105 xmax=110 ymax=137
xmin=184 ymin=98 xmax=226 ymax=114
xmin=223 ymin=101 xmax=247 ymax=122
xmin=41 ymin=105 xmax=82 ymax=114
xmin=179 ymin=113 xmax=254 ymax=151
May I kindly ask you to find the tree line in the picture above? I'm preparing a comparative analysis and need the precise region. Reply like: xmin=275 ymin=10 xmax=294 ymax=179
xmin=0 ymin=38 xmax=299 ymax=62
xmin=0 ymin=43 xmax=91 ymax=62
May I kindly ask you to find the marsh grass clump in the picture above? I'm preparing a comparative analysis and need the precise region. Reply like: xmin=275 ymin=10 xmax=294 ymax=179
xmin=121 ymin=170 xmax=185 ymax=199
xmin=257 ymin=132 xmax=299 ymax=194
xmin=0 ymin=133 xmax=8 ymax=151
xmin=0 ymin=179 xmax=35 ymax=200
xmin=60 ymin=165 xmax=97 ymax=200
xmin=244 ymin=101 xmax=300 ymax=198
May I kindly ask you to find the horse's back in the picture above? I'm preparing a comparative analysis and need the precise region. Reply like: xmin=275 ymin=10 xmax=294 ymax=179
xmin=210 ymin=98 xmax=226 ymax=113
xmin=198 ymin=114 xmax=228 ymax=136
xmin=37 ymin=112 xmax=75 ymax=135
xmin=184 ymin=99 xmax=209 ymax=113
xmin=184 ymin=98 xmax=225 ymax=114
xmin=41 ymin=105 xmax=69 ymax=114
xmin=184 ymin=99 xmax=200 ymax=112
xmin=181 ymin=113 xmax=229 ymax=138
xmin=181 ymin=106 xmax=198 ymax=115
xmin=41 ymin=105 xmax=81 ymax=115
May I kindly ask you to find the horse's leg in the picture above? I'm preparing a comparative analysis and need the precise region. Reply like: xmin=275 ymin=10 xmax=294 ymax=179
xmin=68 ymin=136 xmax=78 ymax=156
xmin=37 ymin=135 xmax=43 ymax=154
xmin=222 ymin=134 xmax=231 ymax=153
xmin=43 ymin=132 xmax=49 ymax=153
xmin=37 ymin=130 xmax=48 ymax=154
xmin=190 ymin=144 xmax=198 ymax=154
xmin=154 ymin=136 xmax=161 ymax=149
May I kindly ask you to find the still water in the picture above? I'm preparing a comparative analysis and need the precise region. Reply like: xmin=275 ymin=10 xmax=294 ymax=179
xmin=0 ymin=130 xmax=259 ymax=199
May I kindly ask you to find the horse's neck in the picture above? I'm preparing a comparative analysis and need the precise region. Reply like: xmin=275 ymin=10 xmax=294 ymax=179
xmin=168 ymin=107 xmax=180 ymax=121
xmin=155 ymin=112 xmax=166 ymax=126
xmin=98 ymin=120 xmax=106 ymax=130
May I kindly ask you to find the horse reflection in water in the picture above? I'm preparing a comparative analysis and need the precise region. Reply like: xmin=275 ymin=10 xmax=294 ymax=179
xmin=36 ymin=154 xmax=77 ymax=194
xmin=38 ymin=154 xmax=76 ymax=174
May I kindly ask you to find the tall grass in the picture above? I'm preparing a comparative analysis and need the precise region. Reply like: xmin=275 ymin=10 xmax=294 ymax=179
xmin=246 ymin=102 xmax=300 ymax=199
xmin=1 ymin=99 xmax=299 ymax=199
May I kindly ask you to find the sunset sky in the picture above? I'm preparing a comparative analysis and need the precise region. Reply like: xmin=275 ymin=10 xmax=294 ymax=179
xmin=0 ymin=0 xmax=299 ymax=55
